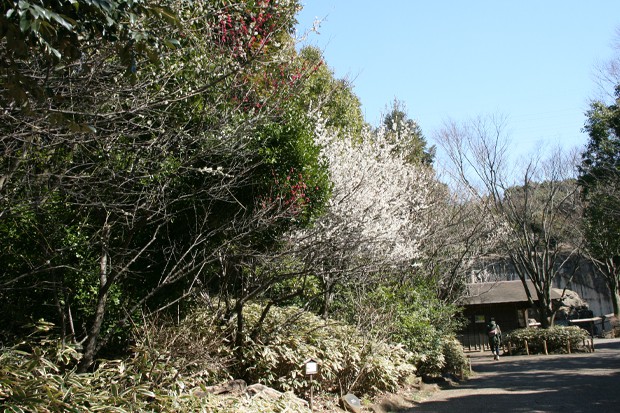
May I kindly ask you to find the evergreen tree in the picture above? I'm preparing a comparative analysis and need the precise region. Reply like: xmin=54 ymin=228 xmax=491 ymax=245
xmin=380 ymin=99 xmax=435 ymax=166
xmin=579 ymin=86 xmax=620 ymax=317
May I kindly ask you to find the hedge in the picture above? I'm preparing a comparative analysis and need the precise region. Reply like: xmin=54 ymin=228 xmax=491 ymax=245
xmin=504 ymin=326 xmax=589 ymax=355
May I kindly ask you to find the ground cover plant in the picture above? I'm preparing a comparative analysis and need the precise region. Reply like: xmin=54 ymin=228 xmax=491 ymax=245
xmin=0 ymin=303 xmax=470 ymax=412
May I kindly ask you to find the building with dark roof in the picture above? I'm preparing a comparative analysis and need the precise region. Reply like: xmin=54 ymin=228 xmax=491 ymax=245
xmin=457 ymin=280 xmax=564 ymax=350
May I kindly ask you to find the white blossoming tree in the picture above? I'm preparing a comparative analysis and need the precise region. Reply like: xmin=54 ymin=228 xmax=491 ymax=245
xmin=290 ymin=119 xmax=440 ymax=317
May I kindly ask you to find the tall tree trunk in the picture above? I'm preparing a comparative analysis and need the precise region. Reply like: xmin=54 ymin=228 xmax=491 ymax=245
xmin=321 ymin=280 xmax=334 ymax=320
xmin=538 ymin=301 xmax=553 ymax=329
xmin=607 ymin=261 xmax=620 ymax=318
xmin=610 ymin=289 xmax=620 ymax=319
xmin=234 ymin=300 xmax=245 ymax=367
xmin=78 ymin=222 xmax=110 ymax=373
xmin=605 ymin=259 xmax=620 ymax=318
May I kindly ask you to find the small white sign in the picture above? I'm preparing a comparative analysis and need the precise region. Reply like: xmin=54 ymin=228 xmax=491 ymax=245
xmin=305 ymin=359 xmax=318 ymax=375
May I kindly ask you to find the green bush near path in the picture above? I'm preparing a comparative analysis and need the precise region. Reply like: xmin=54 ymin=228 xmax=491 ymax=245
xmin=441 ymin=337 xmax=471 ymax=378
xmin=505 ymin=326 xmax=589 ymax=355
xmin=235 ymin=304 xmax=418 ymax=396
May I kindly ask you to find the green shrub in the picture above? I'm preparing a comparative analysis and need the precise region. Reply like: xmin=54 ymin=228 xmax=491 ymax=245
xmin=505 ymin=326 xmax=589 ymax=354
xmin=237 ymin=303 xmax=417 ymax=397
xmin=409 ymin=335 xmax=470 ymax=379
xmin=441 ymin=337 xmax=470 ymax=378
xmin=130 ymin=310 xmax=234 ymax=387
xmin=363 ymin=283 xmax=464 ymax=378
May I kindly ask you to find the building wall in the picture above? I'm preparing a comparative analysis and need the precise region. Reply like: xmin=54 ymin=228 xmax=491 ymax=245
xmin=459 ymin=302 xmax=530 ymax=350
xmin=554 ymin=259 xmax=612 ymax=317
xmin=470 ymin=257 xmax=613 ymax=317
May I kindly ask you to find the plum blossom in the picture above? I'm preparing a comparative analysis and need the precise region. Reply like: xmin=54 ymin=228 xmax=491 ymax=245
xmin=291 ymin=116 xmax=438 ymax=268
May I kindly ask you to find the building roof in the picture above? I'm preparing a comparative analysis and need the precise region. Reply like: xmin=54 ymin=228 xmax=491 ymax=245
xmin=460 ymin=280 xmax=563 ymax=305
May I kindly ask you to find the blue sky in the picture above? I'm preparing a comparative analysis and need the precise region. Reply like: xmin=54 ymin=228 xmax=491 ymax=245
xmin=295 ymin=1 xmax=620 ymax=159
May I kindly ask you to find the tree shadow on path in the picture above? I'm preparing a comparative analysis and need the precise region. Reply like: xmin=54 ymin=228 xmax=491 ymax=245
xmin=406 ymin=338 xmax=620 ymax=413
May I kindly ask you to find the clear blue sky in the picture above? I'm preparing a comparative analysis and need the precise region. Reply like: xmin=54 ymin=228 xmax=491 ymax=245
xmin=295 ymin=1 xmax=620 ymax=158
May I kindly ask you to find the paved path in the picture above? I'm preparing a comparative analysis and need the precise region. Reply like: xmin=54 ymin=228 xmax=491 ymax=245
xmin=406 ymin=338 xmax=620 ymax=413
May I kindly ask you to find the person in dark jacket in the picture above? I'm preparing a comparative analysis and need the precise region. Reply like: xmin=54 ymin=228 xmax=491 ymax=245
xmin=487 ymin=319 xmax=502 ymax=360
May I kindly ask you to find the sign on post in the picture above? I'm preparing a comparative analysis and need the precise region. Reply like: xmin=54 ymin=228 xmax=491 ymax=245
xmin=305 ymin=359 xmax=318 ymax=375
xmin=304 ymin=359 xmax=318 ymax=411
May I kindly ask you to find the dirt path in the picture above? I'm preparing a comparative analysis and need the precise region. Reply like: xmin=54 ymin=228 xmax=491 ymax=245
xmin=405 ymin=338 xmax=620 ymax=413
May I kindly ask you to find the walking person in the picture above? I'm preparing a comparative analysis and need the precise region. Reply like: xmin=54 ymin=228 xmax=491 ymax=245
xmin=487 ymin=319 xmax=502 ymax=360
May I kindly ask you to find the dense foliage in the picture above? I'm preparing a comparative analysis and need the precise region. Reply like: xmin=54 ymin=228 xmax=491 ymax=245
xmin=1 ymin=0 xmax=334 ymax=371
xmin=367 ymin=283 xmax=465 ymax=377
